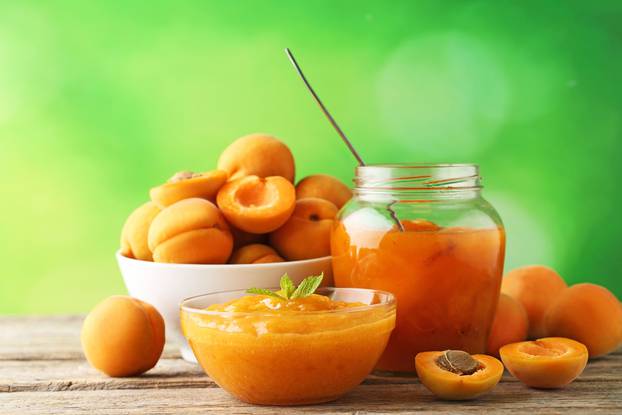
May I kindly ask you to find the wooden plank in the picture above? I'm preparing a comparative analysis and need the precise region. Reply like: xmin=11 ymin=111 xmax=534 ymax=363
xmin=0 ymin=316 xmax=180 ymax=361
xmin=1 ymin=380 xmax=621 ymax=415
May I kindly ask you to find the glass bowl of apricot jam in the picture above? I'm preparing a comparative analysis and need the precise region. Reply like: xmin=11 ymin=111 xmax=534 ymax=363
xmin=180 ymin=286 xmax=396 ymax=405
xmin=331 ymin=163 xmax=506 ymax=374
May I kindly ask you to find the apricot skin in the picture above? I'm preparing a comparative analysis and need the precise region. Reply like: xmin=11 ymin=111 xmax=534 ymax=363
xmin=270 ymin=197 xmax=338 ymax=261
xmin=148 ymin=198 xmax=233 ymax=264
xmin=500 ymin=337 xmax=588 ymax=389
xmin=217 ymin=133 xmax=295 ymax=182
xmin=501 ymin=265 xmax=567 ymax=339
xmin=81 ymin=296 xmax=165 ymax=377
xmin=295 ymin=174 xmax=352 ymax=208
xmin=486 ymin=294 xmax=529 ymax=358
xmin=415 ymin=352 xmax=503 ymax=400
xmin=149 ymin=170 xmax=227 ymax=208
xmin=217 ymin=175 xmax=296 ymax=234
xmin=230 ymin=244 xmax=284 ymax=264
xmin=545 ymin=283 xmax=622 ymax=357
xmin=120 ymin=201 xmax=161 ymax=261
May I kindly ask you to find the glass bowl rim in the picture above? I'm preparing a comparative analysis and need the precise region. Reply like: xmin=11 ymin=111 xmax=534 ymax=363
xmin=180 ymin=286 xmax=396 ymax=317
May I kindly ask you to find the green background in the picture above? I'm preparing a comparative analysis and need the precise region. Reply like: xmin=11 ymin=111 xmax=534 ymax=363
xmin=1 ymin=0 xmax=620 ymax=313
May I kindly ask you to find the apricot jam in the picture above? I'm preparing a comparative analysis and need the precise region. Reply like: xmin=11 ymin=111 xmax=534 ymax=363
xmin=330 ymin=164 xmax=506 ymax=373
xmin=181 ymin=287 xmax=395 ymax=405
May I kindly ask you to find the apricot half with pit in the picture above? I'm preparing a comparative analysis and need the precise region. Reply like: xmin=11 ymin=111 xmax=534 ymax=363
xmin=415 ymin=350 xmax=503 ymax=400
xmin=148 ymin=198 xmax=233 ymax=264
xmin=500 ymin=337 xmax=588 ymax=389
xmin=217 ymin=175 xmax=296 ymax=234
xmin=502 ymin=265 xmax=567 ymax=338
xmin=545 ymin=283 xmax=622 ymax=357
xmin=295 ymin=174 xmax=352 ymax=208
xmin=230 ymin=243 xmax=284 ymax=264
xmin=149 ymin=170 xmax=227 ymax=208
xmin=217 ymin=133 xmax=295 ymax=182
xmin=81 ymin=296 xmax=165 ymax=377
xmin=120 ymin=201 xmax=161 ymax=261
xmin=270 ymin=197 xmax=338 ymax=260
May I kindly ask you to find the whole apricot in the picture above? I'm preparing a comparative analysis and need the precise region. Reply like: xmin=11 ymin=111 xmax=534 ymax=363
xmin=230 ymin=243 xmax=284 ymax=264
xmin=217 ymin=133 xmax=295 ymax=182
xmin=150 ymin=170 xmax=227 ymax=208
xmin=81 ymin=296 xmax=165 ymax=377
xmin=120 ymin=201 xmax=161 ymax=261
xmin=270 ymin=197 xmax=338 ymax=260
xmin=501 ymin=265 xmax=567 ymax=339
xmin=295 ymin=174 xmax=352 ymax=208
xmin=545 ymin=283 xmax=622 ymax=357
xmin=486 ymin=294 xmax=529 ymax=357
xmin=500 ymin=337 xmax=588 ymax=388
xmin=148 ymin=198 xmax=233 ymax=264
xmin=217 ymin=175 xmax=296 ymax=234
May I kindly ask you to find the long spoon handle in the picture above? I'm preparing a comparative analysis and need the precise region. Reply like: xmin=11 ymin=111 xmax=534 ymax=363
xmin=285 ymin=48 xmax=366 ymax=166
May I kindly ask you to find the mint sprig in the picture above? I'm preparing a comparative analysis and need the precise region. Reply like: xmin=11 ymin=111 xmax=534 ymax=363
xmin=247 ymin=273 xmax=324 ymax=300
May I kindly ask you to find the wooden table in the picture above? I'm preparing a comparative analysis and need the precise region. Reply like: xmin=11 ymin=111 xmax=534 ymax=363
xmin=1 ymin=316 xmax=621 ymax=414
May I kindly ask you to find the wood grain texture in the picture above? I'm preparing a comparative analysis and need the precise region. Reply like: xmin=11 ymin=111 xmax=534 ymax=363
xmin=1 ymin=316 xmax=621 ymax=414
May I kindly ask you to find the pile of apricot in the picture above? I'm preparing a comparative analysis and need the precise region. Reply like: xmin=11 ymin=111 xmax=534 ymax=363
xmin=120 ymin=133 xmax=352 ymax=264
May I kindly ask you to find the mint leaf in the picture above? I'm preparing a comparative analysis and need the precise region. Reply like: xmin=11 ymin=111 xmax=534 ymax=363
xmin=280 ymin=274 xmax=296 ymax=298
xmin=246 ymin=287 xmax=286 ymax=300
xmin=291 ymin=274 xmax=323 ymax=299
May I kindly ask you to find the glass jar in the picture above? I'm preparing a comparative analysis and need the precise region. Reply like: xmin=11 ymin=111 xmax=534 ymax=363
xmin=331 ymin=164 xmax=506 ymax=374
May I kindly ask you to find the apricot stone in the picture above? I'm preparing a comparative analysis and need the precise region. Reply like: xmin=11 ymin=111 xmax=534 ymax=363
xmin=81 ymin=296 xmax=165 ymax=377
xmin=295 ymin=174 xmax=352 ymax=208
xmin=150 ymin=170 xmax=227 ymax=208
xmin=545 ymin=283 xmax=622 ymax=357
xmin=217 ymin=175 xmax=296 ymax=234
xmin=120 ymin=201 xmax=161 ymax=261
xmin=148 ymin=198 xmax=233 ymax=264
xmin=486 ymin=294 xmax=529 ymax=357
xmin=270 ymin=197 xmax=338 ymax=260
xmin=217 ymin=133 xmax=295 ymax=182
xmin=230 ymin=243 xmax=284 ymax=264
xmin=501 ymin=265 xmax=567 ymax=339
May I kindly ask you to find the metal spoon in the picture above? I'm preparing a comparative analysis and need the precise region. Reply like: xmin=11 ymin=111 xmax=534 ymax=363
xmin=284 ymin=48 xmax=404 ymax=231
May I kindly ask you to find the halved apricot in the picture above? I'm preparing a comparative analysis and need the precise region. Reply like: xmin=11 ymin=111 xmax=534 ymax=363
xmin=295 ymin=174 xmax=352 ymax=208
xmin=149 ymin=170 xmax=227 ymax=208
xmin=499 ymin=337 xmax=588 ymax=389
xmin=217 ymin=175 xmax=295 ymax=234
xmin=270 ymin=197 xmax=338 ymax=260
xmin=415 ymin=351 xmax=503 ymax=400
xmin=217 ymin=133 xmax=295 ymax=182
xmin=230 ymin=243 xmax=284 ymax=264
xmin=148 ymin=198 xmax=233 ymax=264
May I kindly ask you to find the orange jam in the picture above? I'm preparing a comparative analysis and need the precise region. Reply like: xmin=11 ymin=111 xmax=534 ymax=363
xmin=181 ymin=290 xmax=395 ymax=405
xmin=331 ymin=220 xmax=505 ymax=373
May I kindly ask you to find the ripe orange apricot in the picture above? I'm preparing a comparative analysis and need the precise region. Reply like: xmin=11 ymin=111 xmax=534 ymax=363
xmin=81 ymin=296 xmax=165 ymax=377
xmin=500 ymin=337 xmax=588 ymax=389
xmin=217 ymin=175 xmax=296 ymax=234
xmin=295 ymin=174 xmax=352 ymax=208
xmin=486 ymin=294 xmax=529 ymax=357
xmin=270 ymin=197 xmax=338 ymax=261
xmin=149 ymin=170 xmax=227 ymax=208
xmin=501 ymin=265 xmax=567 ymax=339
xmin=217 ymin=133 xmax=295 ymax=182
xmin=148 ymin=198 xmax=233 ymax=264
xmin=415 ymin=351 xmax=503 ymax=400
xmin=230 ymin=243 xmax=284 ymax=264
xmin=120 ymin=201 xmax=161 ymax=261
xmin=545 ymin=283 xmax=622 ymax=357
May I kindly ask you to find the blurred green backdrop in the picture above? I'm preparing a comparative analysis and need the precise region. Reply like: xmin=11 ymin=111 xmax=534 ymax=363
xmin=1 ymin=0 xmax=620 ymax=313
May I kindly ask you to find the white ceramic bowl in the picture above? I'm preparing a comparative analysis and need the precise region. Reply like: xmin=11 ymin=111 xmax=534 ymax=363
xmin=116 ymin=251 xmax=333 ymax=362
